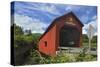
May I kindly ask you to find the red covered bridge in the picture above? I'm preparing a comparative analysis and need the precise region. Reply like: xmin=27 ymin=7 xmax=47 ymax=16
xmin=38 ymin=12 xmax=84 ymax=56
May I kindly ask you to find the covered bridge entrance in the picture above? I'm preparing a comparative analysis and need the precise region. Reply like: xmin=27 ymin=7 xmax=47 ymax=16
xmin=39 ymin=12 xmax=84 ymax=56
xmin=60 ymin=25 xmax=80 ymax=47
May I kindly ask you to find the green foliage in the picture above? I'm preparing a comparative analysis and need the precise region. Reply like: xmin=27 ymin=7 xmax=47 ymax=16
xmin=83 ymin=43 xmax=97 ymax=49
xmin=75 ymin=48 xmax=96 ymax=62
xmin=24 ymin=49 xmax=42 ymax=64
xmin=39 ymin=53 xmax=73 ymax=64
xmin=76 ymin=54 xmax=96 ymax=62
xmin=92 ymin=36 xmax=97 ymax=43
xmin=14 ymin=24 xmax=23 ymax=35
xmin=82 ymin=34 xmax=97 ymax=48
xmin=28 ymin=50 xmax=75 ymax=64
xmin=28 ymin=49 xmax=97 ymax=65
xmin=31 ymin=33 xmax=41 ymax=44
xmin=24 ymin=29 xmax=32 ymax=35
xmin=13 ymin=23 xmax=41 ymax=49
xmin=82 ymin=34 xmax=97 ymax=43
xmin=83 ymin=34 xmax=88 ymax=43
xmin=14 ymin=35 xmax=24 ymax=48
xmin=13 ymin=23 xmax=97 ymax=65
xmin=13 ymin=23 xmax=42 ymax=65
xmin=23 ymin=35 xmax=34 ymax=43
xmin=84 ymin=55 xmax=96 ymax=61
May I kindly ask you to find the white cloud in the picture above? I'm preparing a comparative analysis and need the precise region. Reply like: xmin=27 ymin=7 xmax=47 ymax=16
xmin=65 ymin=6 xmax=72 ymax=11
xmin=92 ymin=15 xmax=97 ymax=20
xmin=14 ymin=13 xmax=49 ymax=33
xmin=39 ymin=4 xmax=60 ymax=15
xmin=65 ymin=6 xmax=81 ymax=12
xmin=82 ymin=15 xmax=97 ymax=36
xmin=21 ymin=3 xmax=60 ymax=15
xmin=83 ymin=28 xmax=87 ymax=34
xmin=81 ymin=15 xmax=90 ymax=23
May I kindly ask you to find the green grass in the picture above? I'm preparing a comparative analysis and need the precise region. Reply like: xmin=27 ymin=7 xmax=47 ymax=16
xmin=83 ymin=43 xmax=97 ymax=48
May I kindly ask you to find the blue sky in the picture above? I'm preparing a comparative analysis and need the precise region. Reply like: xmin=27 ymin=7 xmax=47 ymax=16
xmin=11 ymin=1 xmax=97 ymax=35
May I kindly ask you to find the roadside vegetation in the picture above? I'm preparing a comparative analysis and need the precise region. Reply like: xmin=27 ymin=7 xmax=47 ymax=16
xmin=13 ymin=24 xmax=97 ymax=66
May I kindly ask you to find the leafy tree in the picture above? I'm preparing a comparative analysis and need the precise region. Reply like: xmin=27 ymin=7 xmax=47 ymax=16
xmin=82 ymin=34 xmax=97 ymax=43
xmin=92 ymin=35 xmax=97 ymax=43
xmin=82 ymin=34 xmax=88 ymax=43
xmin=14 ymin=24 xmax=23 ymax=35
xmin=24 ymin=29 xmax=32 ymax=35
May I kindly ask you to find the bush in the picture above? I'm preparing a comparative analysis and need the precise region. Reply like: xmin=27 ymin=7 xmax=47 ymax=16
xmin=28 ymin=50 xmax=76 ymax=64
xmin=75 ymin=48 xmax=97 ymax=62
xmin=39 ymin=54 xmax=71 ymax=64
xmin=23 ymin=49 xmax=97 ymax=65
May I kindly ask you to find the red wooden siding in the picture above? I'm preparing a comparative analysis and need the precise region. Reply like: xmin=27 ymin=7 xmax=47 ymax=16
xmin=39 ymin=24 xmax=57 ymax=56
xmin=38 ymin=12 xmax=84 ymax=56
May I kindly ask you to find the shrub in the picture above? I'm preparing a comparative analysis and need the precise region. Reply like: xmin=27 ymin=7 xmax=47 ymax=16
xmin=75 ymin=48 xmax=97 ymax=62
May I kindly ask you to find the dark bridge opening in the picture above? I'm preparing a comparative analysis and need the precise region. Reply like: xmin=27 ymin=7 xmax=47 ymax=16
xmin=60 ymin=25 xmax=80 ymax=47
